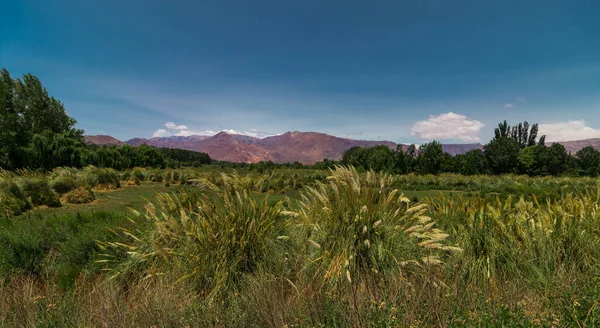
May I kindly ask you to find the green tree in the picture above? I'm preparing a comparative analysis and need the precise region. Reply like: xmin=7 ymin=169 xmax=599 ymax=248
xmin=0 ymin=68 xmax=83 ymax=169
xmin=0 ymin=68 xmax=19 ymax=169
xmin=576 ymin=146 xmax=600 ymax=177
xmin=25 ymin=130 xmax=86 ymax=170
xmin=394 ymin=147 xmax=408 ymax=174
xmin=418 ymin=141 xmax=444 ymax=174
xmin=342 ymin=146 xmax=367 ymax=170
xmin=456 ymin=149 xmax=486 ymax=175
xmin=518 ymin=146 xmax=537 ymax=175
xmin=484 ymin=137 xmax=521 ymax=174
xmin=366 ymin=145 xmax=397 ymax=172
xmin=404 ymin=144 xmax=418 ymax=172
xmin=13 ymin=74 xmax=79 ymax=138
xmin=546 ymin=143 xmax=570 ymax=175
xmin=494 ymin=120 xmax=544 ymax=148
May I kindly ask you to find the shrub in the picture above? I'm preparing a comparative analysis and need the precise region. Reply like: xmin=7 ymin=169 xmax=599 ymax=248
xmin=50 ymin=176 xmax=78 ymax=194
xmin=0 ymin=190 xmax=31 ymax=217
xmin=62 ymin=187 xmax=95 ymax=204
xmin=120 ymin=171 xmax=131 ymax=181
xmin=83 ymin=167 xmax=121 ymax=190
xmin=148 ymin=170 xmax=163 ymax=182
xmin=19 ymin=177 xmax=61 ymax=208
xmin=132 ymin=168 xmax=147 ymax=181
xmin=126 ymin=176 xmax=141 ymax=186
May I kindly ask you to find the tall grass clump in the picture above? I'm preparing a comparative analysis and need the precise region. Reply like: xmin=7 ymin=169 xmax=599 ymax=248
xmin=288 ymin=166 xmax=460 ymax=325
xmin=82 ymin=166 xmax=120 ymax=190
xmin=61 ymin=186 xmax=95 ymax=204
xmin=430 ymin=192 xmax=600 ymax=285
xmin=0 ymin=177 xmax=31 ymax=217
xmin=18 ymin=175 xmax=61 ymax=208
xmin=49 ymin=176 xmax=78 ymax=194
xmin=103 ymin=172 xmax=292 ymax=304
xmin=424 ymin=190 xmax=600 ymax=324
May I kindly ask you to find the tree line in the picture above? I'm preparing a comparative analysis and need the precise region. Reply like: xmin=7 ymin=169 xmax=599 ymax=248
xmin=0 ymin=68 xmax=211 ymax=171
xmin=339 ymin=121 xmax=600 ymax=176
xmin=3 ymin=67 xmax=600 ymax=176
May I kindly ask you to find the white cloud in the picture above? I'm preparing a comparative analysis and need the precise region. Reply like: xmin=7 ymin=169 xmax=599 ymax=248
xmin=153 ymin=122 xmax=277 ymax=138
xmin=152 ymin=129 xmax=172 ymax=138
xmin=174 ymin=129 xmax=215 ymax=137
xmin=504 ymin=103 xmax=514 ymax=108
xmin=165 ymin=122 xmax=189 ymax=130
xmin=410 ymin=112 xmax=484 ymax=142
xmin=345 ymin=132 xmax=364 ymax=139
xmin=516 ymin=97 xmax=526 ymax=102
xmin=539 ymin=120 xmax=600 ymax=142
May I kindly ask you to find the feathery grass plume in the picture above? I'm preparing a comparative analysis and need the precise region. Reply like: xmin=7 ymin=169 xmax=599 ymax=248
xmin=102 ymin=171 xmax=291 ymax=302
xmin=289 ymin=165 xmax=458 ymax=296
xmin=428 ymin=189 xmax=600 ymax=290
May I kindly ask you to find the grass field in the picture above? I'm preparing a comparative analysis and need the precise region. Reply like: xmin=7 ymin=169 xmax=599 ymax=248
xmin=1 ymin=167 xmax=600 ymax=327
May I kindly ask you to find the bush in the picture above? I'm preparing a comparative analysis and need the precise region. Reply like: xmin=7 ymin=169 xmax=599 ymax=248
xmin=148 ymin=170 xmax=163 ymax=182
xmin=0 ymin=190 xmax=31 ymax=217
xmin=132 ymin=168 xmax=147 ymax=181
xmin=120 ymin=171 xmax=131 ymax=181
xmin=62 ymin=187 xmax=95 ymax=204
xmin=50 ymin=176 xmax=78 ymax=194
xmin=126 ymin=176 xmax=141 ymax=186
xmin=83 ymin=167 xmax=121 ymax=190
xmin=19 ymin=177 xmax=61 ymax=208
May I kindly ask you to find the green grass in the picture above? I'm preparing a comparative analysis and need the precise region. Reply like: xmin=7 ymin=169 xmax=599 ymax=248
xmin=19 ymin=182 xmax=195 ymax=217
xmin=2 ymin=169 xmax=600 ymax=327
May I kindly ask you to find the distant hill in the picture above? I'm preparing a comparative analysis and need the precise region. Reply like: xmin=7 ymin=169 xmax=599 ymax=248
xmin=442 ymin=143 xmax=483 ymax=156
xmin=553 ymin=138 xmax=600 ymax=154
xmin=126 ymin=135 xmax=210 ymax=148
xmin=83 ymin=132 xmax=600 ymax=164
xmin=84 ymin=135 xmax=124 ymax=146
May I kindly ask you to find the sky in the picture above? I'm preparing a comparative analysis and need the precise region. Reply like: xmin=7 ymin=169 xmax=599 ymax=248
xmin=1 ymin=0 xmax=600 ymax=144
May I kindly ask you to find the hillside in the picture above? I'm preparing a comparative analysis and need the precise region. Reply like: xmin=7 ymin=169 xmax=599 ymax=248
xmin=84 ymin=135 xmax=124 ymax=146
xmin=554 ymin=138 xmax=600 ymax=154
xmin=84 ymin=132 xmax=600 ymax=164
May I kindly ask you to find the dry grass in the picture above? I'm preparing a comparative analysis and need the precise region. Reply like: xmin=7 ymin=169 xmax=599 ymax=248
xmin=0 ymin=275 xmax=207 ymax=328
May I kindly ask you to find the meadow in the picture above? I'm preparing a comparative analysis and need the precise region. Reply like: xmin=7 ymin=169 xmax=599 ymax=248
xmin=1 ymin=166 xmax=599 ymax=327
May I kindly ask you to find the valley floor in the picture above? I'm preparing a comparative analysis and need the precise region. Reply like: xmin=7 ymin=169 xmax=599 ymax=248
xmin=1 ymin=168 xmax=600 ymax=327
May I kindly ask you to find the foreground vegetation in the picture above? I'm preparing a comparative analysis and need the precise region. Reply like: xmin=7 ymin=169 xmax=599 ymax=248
xmin=1 ymin=166 xmax=599 ymax=327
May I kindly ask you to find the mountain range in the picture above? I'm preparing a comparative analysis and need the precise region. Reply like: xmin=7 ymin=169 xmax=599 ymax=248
xmin=84 ymin=132 xmax=600 ymax=164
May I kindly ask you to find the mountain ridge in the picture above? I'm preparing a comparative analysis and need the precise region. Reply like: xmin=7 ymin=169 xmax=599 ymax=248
xmin=84 ymin=131 xmax=600 ymax=164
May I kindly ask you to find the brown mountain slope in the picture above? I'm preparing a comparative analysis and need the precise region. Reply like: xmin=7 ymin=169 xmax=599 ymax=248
xmin=256 ymin=131 xmax=396 ymax=164
xmin=192 ymin=132 xmax=275 ymax=163
xmin=84 ymin=135 xmax=124 ymax=146
xmin=555 ymin=138 xmax=600 ymax=154
xmin=87 ymin=132 xmax=600 ymax=165
xmin=126 ymin=135 xmax=210 ymax=149
xmin=124 ymin=133 xmax=271 ymax=163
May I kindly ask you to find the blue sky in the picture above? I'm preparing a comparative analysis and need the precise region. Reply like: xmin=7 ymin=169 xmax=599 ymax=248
xmin=1 ymin=0 xmax=599 ymax=143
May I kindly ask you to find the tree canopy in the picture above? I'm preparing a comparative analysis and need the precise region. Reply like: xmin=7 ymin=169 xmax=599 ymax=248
xmin=0 ymin=68 xmax=211 ymax=171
